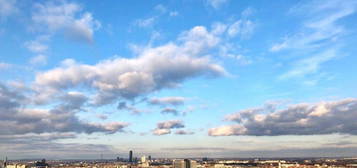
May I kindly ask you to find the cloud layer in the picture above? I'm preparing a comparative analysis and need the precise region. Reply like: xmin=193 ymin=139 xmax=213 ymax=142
xmin=209 ymin=98 xmax=357 ymax=136
xmin=0 ymin=83 xmax=128 ymax=135
xmin=31 ymin=0 xmax=101 ymax=43
xmin=153 ymin=120 xmax=185 ymax=135
xmin=34 ymin=26 xmax=225 ymax=106
xmin=149 ymin=97 xmax=186 ymax=106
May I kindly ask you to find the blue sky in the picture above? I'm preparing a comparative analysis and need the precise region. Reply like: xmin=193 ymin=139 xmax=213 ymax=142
xmin=1 ymin=0 xmax=357 ymax=159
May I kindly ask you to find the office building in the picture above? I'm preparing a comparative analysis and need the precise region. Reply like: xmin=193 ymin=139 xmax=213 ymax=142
xmin=129 ymin=150 xmax=133 ymax=163
xmin=173 ymin=159 xmax=197 ymax=168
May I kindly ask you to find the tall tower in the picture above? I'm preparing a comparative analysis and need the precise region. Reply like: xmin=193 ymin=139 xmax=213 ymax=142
xmin=3 ymin=157 xmax=7 ymax=168
xmin=129 ymin=150 xmax=133 ymax=163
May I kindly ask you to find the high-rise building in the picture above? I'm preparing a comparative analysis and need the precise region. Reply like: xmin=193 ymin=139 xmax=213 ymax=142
xmin=173 ymin=159 xmax=197 ymax=168
xmin=189 ymin=160 xmax=197 ymax=168
xmin=129 ymin=150 xmax=133 ymax=163
xmin=173 ymin=159 xmax=185 ymax=168
xmin=3 ymin=157 xmax=7 ymax=168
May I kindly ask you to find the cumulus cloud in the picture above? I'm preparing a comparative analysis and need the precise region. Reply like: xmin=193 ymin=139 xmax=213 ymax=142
xmin=209 ymin=98 xmax=357 ymax=136
xmin=161 ymin=108 xmax=179 ymax=115
xmin=153 ymin=120 xmax=185 ymax=135
xmin=34 ymin=26 xmax=225 ymax=106
xmin=153 ymin=128 xmax=171 ymax=135
xmin=116 ymin=101 xmax=144 ymax=115
xmin=31 ymin=0 xmax=101 ymax=43
xmin=0 ymin=83 xmax=129 ymax=135
xmin=157 ymin=120 xmax=184 ymax=129
xmin=149 ymin=97 xmax=185 ymax=106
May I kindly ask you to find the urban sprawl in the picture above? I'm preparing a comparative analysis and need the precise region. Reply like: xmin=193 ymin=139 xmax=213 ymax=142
xmin=1 ymin=151 xmax=357 ymax=168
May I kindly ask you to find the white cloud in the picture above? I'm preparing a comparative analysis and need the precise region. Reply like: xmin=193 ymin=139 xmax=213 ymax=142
xmin=153 ymin=120 xmax=185 ymax=135
xmin=270 ymin=0 xmax=357 ymax=52
xmin=219 ymin=42 xmax=252 ymax=65
xmin=149 ymin=97 xmax=186 ymax=106
xmin=270 ymin=0 xmax=357 ymax=83
xmin=209 ymin=125 xmax=246 ymax=136
xmin=157 ymin=120 xmax=184 ymax=129
xmin=227 ymin=20 xmax=255 ymax=39
xmin=0 ymin=83 xmax=129 ymax=135
xmin=33 ymin=26 xmax=226 ymax=105
xmin=134 ymin=16 xmax=156 ymax=28
xmin=24 ymin=39 xmax=48 ymax=53
xmin=161 ymin=108 xmax=179 ymax=115
xmin=279 ymin=48 xmax=337 ymax=79
xmin=153 ymin=128 xmax=171 ymax=135
xmin=31 ymin=0 xmax=101 ymax=43
xmin=270 ymin=41 xmax=287 ymax=52
xmin=209 ymin=98 xmax=357 ymax=136
xmin=241 ymin=7 xmax=255 ymax=18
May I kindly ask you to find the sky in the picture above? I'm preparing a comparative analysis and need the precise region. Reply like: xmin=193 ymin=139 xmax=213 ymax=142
xmin=1 ymin=0 xmax=357 ymax=159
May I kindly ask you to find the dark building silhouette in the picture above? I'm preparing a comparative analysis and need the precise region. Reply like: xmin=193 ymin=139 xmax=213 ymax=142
xmin=184 ymin=159 xmax=190 ymax=168
xmin=34 ymin=159 xmax=49 ymax=168
xmin=129 ymin=150 xmax=133 ymax=163
xmin=3 ymin=157 xmax=7 ymax=168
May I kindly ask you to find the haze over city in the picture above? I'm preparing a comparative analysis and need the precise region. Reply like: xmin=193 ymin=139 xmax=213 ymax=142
xmin=1 ymin=0 xmax=357 ymax=160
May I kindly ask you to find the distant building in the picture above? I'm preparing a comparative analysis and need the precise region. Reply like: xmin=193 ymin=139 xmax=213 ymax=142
xmin=32 ymin=159 xmax=49 ymax=168
xmin=6 ymin=164 xmax=27 ymax=168
xmin=3 ymin=157 xmax=7 ymax=168
xmin=185 ymin=159 xmax=197 ymax=168
xmin=141 ymin=156 xmax=146 ymax=163
xmin=173 ymin=159 xmax=185 ymax=168
xmin=129 ymin=150 xmax=133 ymax=163
xmin=173 ymin=159 xmax=197 ymax=168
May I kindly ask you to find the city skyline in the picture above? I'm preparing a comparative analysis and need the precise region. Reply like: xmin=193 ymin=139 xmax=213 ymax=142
xmin=1 ymin=0 xmax=357 ymax=159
